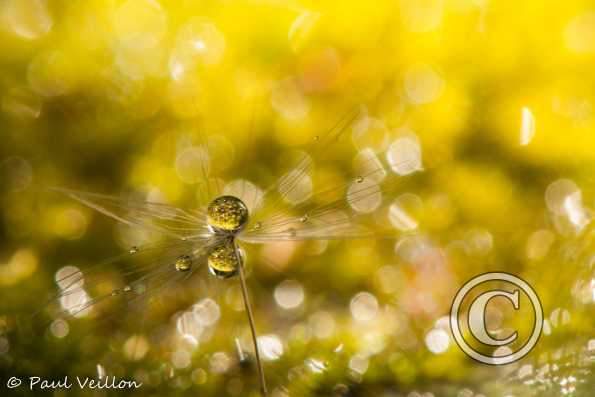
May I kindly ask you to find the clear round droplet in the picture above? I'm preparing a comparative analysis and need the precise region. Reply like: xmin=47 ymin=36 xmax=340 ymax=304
xmin=175 ymin=255 xmax=192 ymax=272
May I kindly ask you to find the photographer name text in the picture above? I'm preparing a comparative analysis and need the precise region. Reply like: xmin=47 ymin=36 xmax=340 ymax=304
xmin=6 ymin=376 xmax=142 ymax=390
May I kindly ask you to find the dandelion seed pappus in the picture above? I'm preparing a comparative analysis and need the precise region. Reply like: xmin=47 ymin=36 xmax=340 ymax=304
xmin=43 ymin=107 xmax=417 ymax=396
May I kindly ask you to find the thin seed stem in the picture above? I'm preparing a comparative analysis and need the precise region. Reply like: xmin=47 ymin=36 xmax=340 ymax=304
xmin=234 ymin=241 xmax=268 ymax=396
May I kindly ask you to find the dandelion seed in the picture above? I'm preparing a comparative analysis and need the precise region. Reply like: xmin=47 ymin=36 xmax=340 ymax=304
xmin=48 ymin=109 xmax=410 ymax=396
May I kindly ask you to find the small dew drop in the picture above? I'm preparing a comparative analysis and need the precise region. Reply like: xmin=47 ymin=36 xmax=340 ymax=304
xmin=124 ymin=285 xmax=132 ymax=293
xmin=254 ymin=221 xmax=262 ymax=230
xmin=356 ymin=176 xmax=364 ymax=183
xmin=129 ymin=246 xmax=139 ymax=254
xmin=175 ymin=254 xmax=193 ymax=272
xmin=300 ymin=214 xmax=309 ymax=223
xmin=111 ymin=289 xmax=121 ymax=296
xmin=313 ymin=135 xmax=320 ymax=141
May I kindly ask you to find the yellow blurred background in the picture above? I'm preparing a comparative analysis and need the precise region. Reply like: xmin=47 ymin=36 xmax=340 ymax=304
xmin=0 ymin=0 xmax=594 ymax=396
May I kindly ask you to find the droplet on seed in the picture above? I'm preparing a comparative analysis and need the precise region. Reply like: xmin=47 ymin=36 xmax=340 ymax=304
xmin=175 ymin=254 xmax=193 ymax=272
xmin=207 ymin=196 xmax=249 ymax=233
xmin=207 ymin=240 xmax=243 ymax=279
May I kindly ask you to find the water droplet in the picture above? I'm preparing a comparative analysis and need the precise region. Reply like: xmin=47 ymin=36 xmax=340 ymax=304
xmin=129 ymin=246 xmax=139 ymax=254
xmin=175 ymin=254 xmax=192 ymax=272
xmin=124 ymin=285 xmax=132 ymax=293
xmin=300 ymin=214 xmax=309 ymax=223
xmin=111 ymin=289 xmax=121 ymax=296
xmin=207 ymin=196 xmax=249 ymax=234
xmin=207 ymin=240 xmax=242 ymax=279
xmin=356 ymin=176 xmax=364 ymax=183
xmin=253 ymin=221 xmax=262 ymax=230
xmin=313 ymin=135 xmax=320 ymax=141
